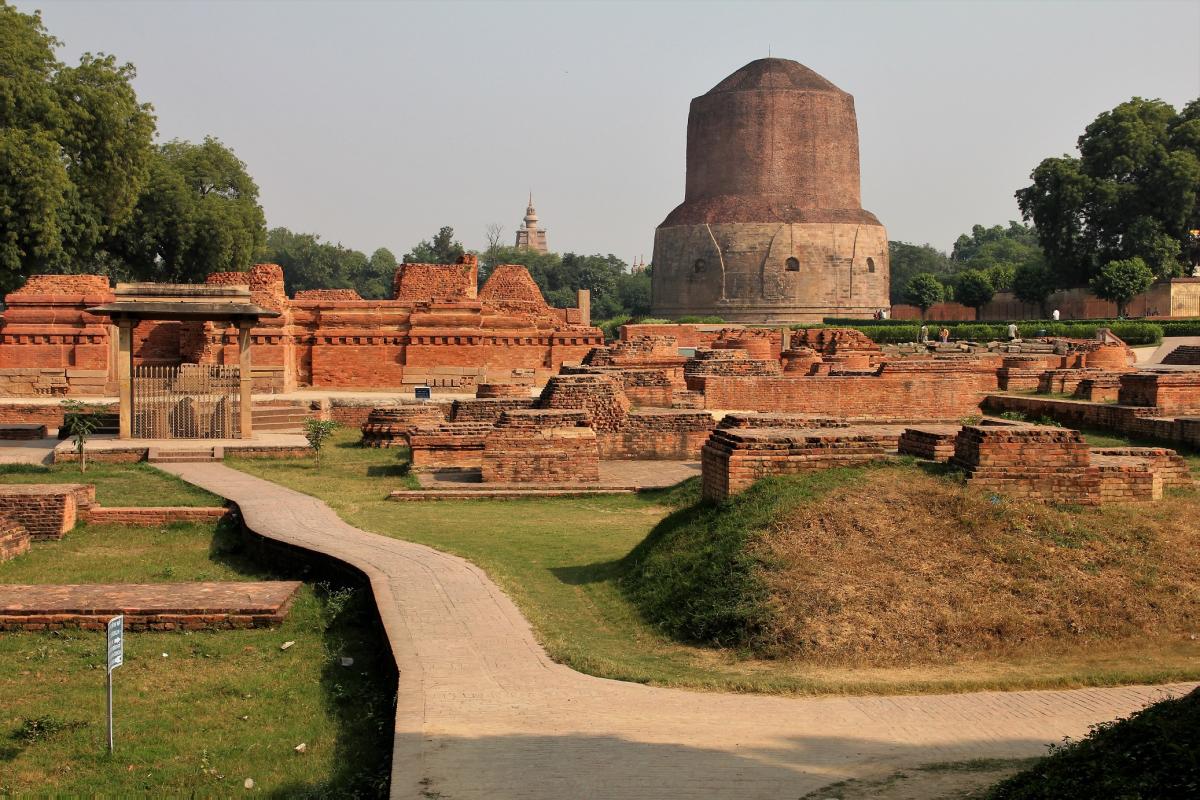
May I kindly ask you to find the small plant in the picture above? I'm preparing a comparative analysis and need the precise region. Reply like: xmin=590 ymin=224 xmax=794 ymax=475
xmin=12 ymin=716 xmax=87 ymax=744
xmin=60 ymin=399 xmax=101 ymax=473
xmin=961 ymin=414 xmax=983 ymax=426
xmin=999 ymin=410 xmax=1028 ymax=422
xmin=303 ymin=419 xmax=339 ymax=467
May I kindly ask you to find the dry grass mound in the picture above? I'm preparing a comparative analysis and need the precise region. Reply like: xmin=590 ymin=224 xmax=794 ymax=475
xmin=624 ymin=464 xmax=1200 ymax=665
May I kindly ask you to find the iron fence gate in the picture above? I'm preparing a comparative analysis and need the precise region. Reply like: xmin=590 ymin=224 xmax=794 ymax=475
xmin=132 ymin=364 xmax=241 ymax=439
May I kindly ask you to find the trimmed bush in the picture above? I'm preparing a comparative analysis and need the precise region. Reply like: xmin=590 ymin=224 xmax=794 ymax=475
xmin=988 ymin=688 xmax=1199 ymax=799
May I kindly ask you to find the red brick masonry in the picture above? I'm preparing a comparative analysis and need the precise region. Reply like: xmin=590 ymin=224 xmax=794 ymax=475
xmin=83 ymin=506 xmax=228 ymax=526
xmin=0 ymin=581 xmax=302 ymax=631
xmin=0 ymin=484 xmax=94 ymax=540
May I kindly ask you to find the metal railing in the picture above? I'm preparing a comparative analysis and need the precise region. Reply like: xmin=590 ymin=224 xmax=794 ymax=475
xmin=132 ymin=364 xmax=240 ymax=439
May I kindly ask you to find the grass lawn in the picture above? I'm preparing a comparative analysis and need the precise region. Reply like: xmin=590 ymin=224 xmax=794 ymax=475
xmin=0 ymin=517 xmax=393 ymax=796
xmin=0 ymin=462 xmax=220 ymax=507
xmin=227 ymin=430 xmax=1200 ymax=696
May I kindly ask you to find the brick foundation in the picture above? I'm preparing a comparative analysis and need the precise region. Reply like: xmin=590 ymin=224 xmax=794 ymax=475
xmin=897 ymin=426 xmax=961 ymax=461
xmin=83 ymin=506 xmax=228 ymax=526
xmin=950 ymin=426 xmax=1099 ymax=504
xmin=701 ymin=427 xmax=892 ymax=501
xmin=360 ymin=405 xmax=446 ymax=447
xmin=408 ymin=423 xmax=493 ymax=471
xmin=596 ymin=409 xmax=715 ymax=459
xmin=0 ymin=484 xmax=93 ymax=540
xmin=1117 ymin=371 xmax=1200 ymax=413
xmin=450 ymin=398 xmax=535 ymax=423
xmin=0 ymin=515 xmax=30 ymax=561
xmin=482 ymin=425 xmax=600 ymax=484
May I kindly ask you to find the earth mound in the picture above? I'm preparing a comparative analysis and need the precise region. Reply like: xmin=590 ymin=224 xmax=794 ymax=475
xmin=621 ymin=464 xmax=1199 ymax=664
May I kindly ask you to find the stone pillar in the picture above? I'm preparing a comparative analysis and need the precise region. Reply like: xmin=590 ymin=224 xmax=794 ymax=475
xmin=117 ymin=318 xmax=133 ymax=439
xmin=238 ymin=322 xmax=253 ymax=440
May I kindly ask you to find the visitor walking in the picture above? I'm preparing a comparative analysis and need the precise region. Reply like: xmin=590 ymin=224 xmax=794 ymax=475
xmin=938 ymin=326 xmax=950 ymax=344
xmin=919 ymin=324 xmax=929 ymax=344
xmin=1007 ymin=322 xmax=1019 ymax=341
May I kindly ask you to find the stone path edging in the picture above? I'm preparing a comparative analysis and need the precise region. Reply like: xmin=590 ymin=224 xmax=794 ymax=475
xmin=157 ymin=462 xmax=1196 ymax=800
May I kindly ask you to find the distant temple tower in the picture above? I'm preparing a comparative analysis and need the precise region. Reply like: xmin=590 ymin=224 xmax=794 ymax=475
xmin=514 ymin=194 xmax=549 ymax=253
xmin=651 ymin=58 xmax=889 ymax=323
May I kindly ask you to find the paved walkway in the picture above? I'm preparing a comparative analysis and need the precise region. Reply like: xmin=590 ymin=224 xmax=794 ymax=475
xmin=159 ymin=463 xmax=1195 ymax=800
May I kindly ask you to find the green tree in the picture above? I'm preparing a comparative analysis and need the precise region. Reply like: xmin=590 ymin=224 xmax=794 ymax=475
xmin=113 ymin=137 xmax=266 ymax=282
xmin=0 ymin=4 xmax=155 ymax=290
xmin=360 ymin=247 xmax=397 ymax=299
xmin=403 ymin=226 xmax=464 ymax=264
xmin=1090 ymin=257 xmax=1154 ymax=318
xmin=888 ymin=242 xmax=954 ymax=304
xmin=1011 ymin=262 xmax=1057 ymax=316
xmin=1017 ymin=97 xmax=1200 ymax=285
xmin=903 ymin=272 xmax=945 ymax=318
xmin=955 ymin=269 xmax=995 ymax=313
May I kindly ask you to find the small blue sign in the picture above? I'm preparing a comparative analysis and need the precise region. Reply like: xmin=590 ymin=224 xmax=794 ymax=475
xmin=415 ymin=386 xmax=431 ymax=401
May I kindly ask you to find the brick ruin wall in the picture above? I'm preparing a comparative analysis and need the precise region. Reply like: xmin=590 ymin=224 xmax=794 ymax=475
xmin=597 ymin=409 xmax=715 ymax=460
xmin=0 ymin=515 xmax=29 ymax=562
xmin=0 ymin=484 xmax=94 ymax=540
xmin=700 ymin=361 xmax=988 ymax=419
xmin=0 ymin=261 xmax=600 ymax=396
xmin=701 ymin=427 xmax=892 ymax=501
xmin=481 ymin=425 xmax=600 ymax=484
xmin=450 ymin=398 xmax=536 ymax=423
xmin=408 ymin=422 xmax=495 ymax=471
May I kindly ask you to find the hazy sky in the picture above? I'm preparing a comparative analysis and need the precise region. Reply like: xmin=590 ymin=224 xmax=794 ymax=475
xmin=18 ymin=0 xmax=1200 ymax=265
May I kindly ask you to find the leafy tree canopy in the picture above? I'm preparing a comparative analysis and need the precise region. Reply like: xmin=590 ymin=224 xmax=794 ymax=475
xmin=903 ymin=272 xmax=945 ymax=314
xmin=1017 ymin=97 xmax=1200 ymax=285
xmin=403 ymin=225 xmax=464 ymax=265
xmin=0 ymin=3 xmax=155 ymax=290
xmin=263 ymin=228 xmax=395 ymax=299
xmin=112 ymin=137 xmax=265 ymax=282
xmin=887 ymin=242 xmax=953 ymax=304
xmin=1011 ymin=261 xmax=1057 ymax=312
xmin=955 ymin=269 xmax=995 ymax=310
xmin=1090 ymin=256 xmax=1155 ymax=317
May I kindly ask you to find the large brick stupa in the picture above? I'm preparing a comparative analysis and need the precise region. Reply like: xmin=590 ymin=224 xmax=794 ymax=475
xmin=651 ymin=58 xmax=889 ymax=323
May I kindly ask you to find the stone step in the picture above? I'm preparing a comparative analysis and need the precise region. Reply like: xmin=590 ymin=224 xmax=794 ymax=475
xmin=147 ymin=447 xmax=219 ymax=463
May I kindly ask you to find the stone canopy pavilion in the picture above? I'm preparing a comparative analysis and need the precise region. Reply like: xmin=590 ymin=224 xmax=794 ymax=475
xmin=88 ymin=283 xmax=279 ymax=440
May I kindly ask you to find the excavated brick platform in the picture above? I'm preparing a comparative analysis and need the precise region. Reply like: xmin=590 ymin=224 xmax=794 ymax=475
xmin=482 ymin=425 xmax=600 ymax=484
xmin=702 ymin=426 xmax=894 ymax=501
xmin=897 ymin=426 xmax=963 ymax=462
xmin=0 ymin=484 xmax=94 ymax=540
xmin=449 ymin=397 xmax=535 ymax=423
xmin=597 ymin=409 xmax=715 ymax=459
xmin=0 ymin=581 xmax=302 ymax=631
xmin=951 ymin=426 xmax=1100 ymax=504
xmin=0 ymin=515 xmax=29 ymax=561
xmin=83 ymin=506 xmax=229 ymax=525
xmin=360 ymin=405 xmax=446 ymax=447
xmin=408 ymin=422 xmax=494 ymax=472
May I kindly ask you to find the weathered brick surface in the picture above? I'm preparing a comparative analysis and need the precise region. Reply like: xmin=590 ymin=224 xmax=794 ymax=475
xmin=1118 ymin=371 xmax=1200 ymax=412
xmin=360 ymin=405 xmax=447 ymax=447
xmin=408 ymin=423 xmax=494 ymax=472
xmin=537 ymin=374 xmax=630 ymax=432
xmin=0 ymin=514 xmax=30 ymax=562
xmin=495 ymin=409 xmax=591 ymax=429
xmin=718 ymin=412 xmax=850 ymax=430
xmin=482 ymin=426 xmax=600 ymax=484
xmin=450 ymin=398 xmax=535 ymax=423
xmin=1089 ymin=447 xmax=1193 ymax=489
xmin=294 ymin=288 xmax=362 ymax=301
xmin=897 ymin=426 xmax=962 ymax=461
xmin=950 ymin=426 xmax=1100 ymax=504
xmin=597 ymin=409 xmax=715 ymax=459
xmin=0 ymin=484 xmax=93 ymax=540
xmin=701 ymin=361 xmax=987 ymax=419
xmin=701 ymin=427 xmax=892 ymax=501
xmin=0 ymin=581 xmax=301 ymax=631
xmin=393 ymin=255 xmax=477 ymax=301
xmin=1072 ymin=374 xmax=1123 ymax=403
xmin=684 ymin=348 xmax=782 ymax=390
xmin=83 ymin=506 xmax=228 ymax=525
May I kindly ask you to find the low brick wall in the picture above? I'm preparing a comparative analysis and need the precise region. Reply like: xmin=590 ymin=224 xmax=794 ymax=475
xmin=701 ymin=427 xmax=892 ymax=501
xmin=1073 ymin=374 xmax=1123 ymax=403
xmin=897 ymin=426 xmax=961 ymax=462
xmin=482 ymin=426 xmax=600 ymax=484
xmin=408 ymin=423 xmax=493 ymax=471
xmin=475 ymin=383 xmax=531 ymax=399
xmin=0 ymin=515 xmax=29 ymax=561
xmin=700 ymin=361 xmax=987 ymax=420
xmin=360 ymin=405 xmax=446 ymax=447
xmin=450 ymin=397 xmax=535 ymax=423
xmin=84 ymin=506 xmax=228 ymax=526
xmin=0 ymin=402 xmax=116 ymax=427
xmin=1118 ymin=371 xmax=1200 ymax=412
xmin=597 ymin=410 xmax=715 ymax=460
xmin=0 ymin=484 xmax=93 ymax=540
xmin=0 ymin=580 xmax=302 ymax=631
xmin=951 ymin=426 xmax=1100 ymax=504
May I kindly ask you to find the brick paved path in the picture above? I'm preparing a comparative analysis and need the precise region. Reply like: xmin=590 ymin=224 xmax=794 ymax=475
xmin=159 ymin=463 xmax=1195 ymax=800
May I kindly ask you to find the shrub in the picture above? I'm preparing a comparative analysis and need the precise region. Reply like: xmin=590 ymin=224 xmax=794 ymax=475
xmin=988 ymin=688 xmax=1199 ymax=799
xmin=676 ymin=315 xmax=725 ymax=324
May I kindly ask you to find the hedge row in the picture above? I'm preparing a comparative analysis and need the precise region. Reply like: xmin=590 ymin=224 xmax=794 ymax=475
xmin=833 ymin=321 xmax=1164 ymax=346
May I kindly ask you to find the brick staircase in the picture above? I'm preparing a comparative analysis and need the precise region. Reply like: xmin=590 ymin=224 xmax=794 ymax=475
xmin=252 ymin=404 xmax=310 ymax=433
xmin=147 ymin=446 xmax=220 ymax=464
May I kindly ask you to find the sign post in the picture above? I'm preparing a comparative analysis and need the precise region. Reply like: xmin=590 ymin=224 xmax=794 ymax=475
xmin=106 ymin=615 xmax=123 ymax=753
